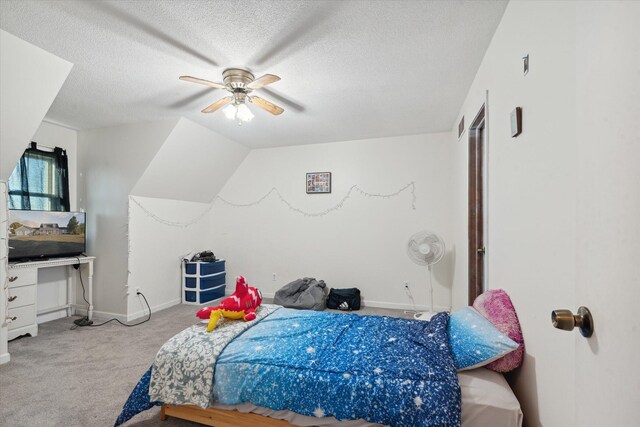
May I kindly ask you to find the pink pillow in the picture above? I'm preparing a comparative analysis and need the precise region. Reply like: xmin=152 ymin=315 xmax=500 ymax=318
xmin=473 ymin=289 xmax=524 ymax=372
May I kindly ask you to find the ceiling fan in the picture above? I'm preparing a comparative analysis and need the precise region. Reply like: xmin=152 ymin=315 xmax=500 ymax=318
xmin=179 ymin=68 xmax=284 ymax=124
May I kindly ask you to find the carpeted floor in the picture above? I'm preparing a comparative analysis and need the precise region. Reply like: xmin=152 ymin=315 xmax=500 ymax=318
xmin=0 ymin=302 xmax=412 ymax=427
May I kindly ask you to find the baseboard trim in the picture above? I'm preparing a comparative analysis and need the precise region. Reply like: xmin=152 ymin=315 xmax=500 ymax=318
xmin=127 ymin=298 xmax=181 ymax=321
xmin=252 ymin=291 xmax=275 ymax=299
xmin=37 ymin=309 xmax=68 ymax=324
xmin=72 ymin=305 xmax=128 ymax=323
xmin=363 ymin=299 xmax=450 ymax=313
xmin=74 ymin=298 xmax=183 ymax=323
xmin=0 ymin=352 xmax=10 ymax=365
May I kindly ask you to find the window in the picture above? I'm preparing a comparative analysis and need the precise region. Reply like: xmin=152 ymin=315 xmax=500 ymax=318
xmin=8 ymin=142 xmax=70 ymax=211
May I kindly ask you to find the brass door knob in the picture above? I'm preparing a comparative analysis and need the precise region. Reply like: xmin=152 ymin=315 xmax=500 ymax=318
xmin=477 ymin=247 xmax=486 ymax=254
xmin=551 ymin=306 xmax=594 ymax=337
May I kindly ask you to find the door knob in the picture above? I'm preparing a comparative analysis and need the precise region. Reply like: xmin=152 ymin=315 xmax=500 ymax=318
xmin=477 ymin=247 xmax=486 ymax=255
xmin=551 ymin=306 xmax=594 ymax=337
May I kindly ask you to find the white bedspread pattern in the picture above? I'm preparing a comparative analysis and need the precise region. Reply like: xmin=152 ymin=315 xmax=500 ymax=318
xmin=148 ymin=304 xmax=279 ymax=408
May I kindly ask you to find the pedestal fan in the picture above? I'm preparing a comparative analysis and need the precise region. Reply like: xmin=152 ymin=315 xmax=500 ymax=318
xmin=407 ymin=231 xmax=445 ymax=321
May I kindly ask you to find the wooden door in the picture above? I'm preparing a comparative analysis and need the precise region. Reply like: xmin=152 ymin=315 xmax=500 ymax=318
xmin=468 ymin=105 xmax=486 ymax=305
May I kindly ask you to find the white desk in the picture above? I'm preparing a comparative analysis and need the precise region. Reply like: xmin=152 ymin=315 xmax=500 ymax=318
xmin=7 ymin=256 xmax=95 ymax=340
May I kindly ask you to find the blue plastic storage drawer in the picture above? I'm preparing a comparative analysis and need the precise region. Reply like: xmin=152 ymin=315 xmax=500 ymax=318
xmin=200 ymin=285 xmax=226 ymax=302
xmin=184 ymin=284 xmax=226 ymax=304
xmin=184 ymin=290 xmax=197 ymax=303
xmin=185 ymin=273 xmax=225 ymax=289
xmin=185 ymin=260 xmax=225 ymax=275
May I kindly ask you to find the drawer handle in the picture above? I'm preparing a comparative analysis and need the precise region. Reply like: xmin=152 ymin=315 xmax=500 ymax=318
xmin=8 ymin=316 xmax=17 ymax=322
xmin=8 ymin=276 xmax=18 ymax=282
xmin=8 ymin=295 xmax=17 ymax=302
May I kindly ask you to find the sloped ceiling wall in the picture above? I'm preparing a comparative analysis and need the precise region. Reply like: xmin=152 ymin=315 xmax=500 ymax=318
xmin=78 ymin=119 xmax=179 ymax=203
xmin=0 ymin=30 xmax=72 ymax=180
xmin=77 ymin=117 xmax=248 ymax=316
xmin=131 ymin=118 xmax=250 ymax=203
xmin=77 ymin=119 xmax=178 ymax=315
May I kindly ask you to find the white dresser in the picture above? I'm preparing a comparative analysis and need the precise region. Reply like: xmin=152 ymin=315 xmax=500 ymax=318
xmin=6 ymin=267 xmax=38 ymax=340
xmin=6 ymin=256 xmax=95 ymax=341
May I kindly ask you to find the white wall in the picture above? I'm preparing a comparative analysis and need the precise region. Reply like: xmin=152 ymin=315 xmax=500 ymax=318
xmin=30 ymin=122 xmax=79 ymax=323
xmin=77 ymin=120 xmax=177 ymax=317
xmin=132 ymin=118 xmax=249 ymax=203
xmin=78 ymin=118 xmax=248 ymax=319
xmin=126 ymin=119 xmax=248 ymax=317
xmin=211 ymin=133 xmax=454 ymax=311
xmin=0 ymin=30 xmax=71 ymax=365
xmin=0 ymin=30 xmax=72 ymax=181
xmin=574 ymin=2 xmax=640 ymax=424
xmin=451 ymin=2 xmax=577 ymax=425
xmin=127 ymin=196 xmax=211 ymax=319
xmin=451 ymin=1 xmax=640 ymax=426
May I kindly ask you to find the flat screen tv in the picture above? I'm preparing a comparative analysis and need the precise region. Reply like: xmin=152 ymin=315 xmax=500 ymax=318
xmin=8 ymin=210 xmax=86 ymax=261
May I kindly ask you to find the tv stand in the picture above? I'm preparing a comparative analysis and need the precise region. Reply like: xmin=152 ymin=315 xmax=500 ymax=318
xmin=7 ymin=256 xmax=95 ymax=340
xmin=13 ymin=257 xmax=50 ymax=263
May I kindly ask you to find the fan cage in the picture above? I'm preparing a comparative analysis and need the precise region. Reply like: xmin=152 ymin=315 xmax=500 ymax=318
xmin=407 ymin=231 xmax=445 ymax=266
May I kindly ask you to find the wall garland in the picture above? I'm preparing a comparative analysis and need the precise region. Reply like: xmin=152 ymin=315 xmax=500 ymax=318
xmin=129 ymin=182 xmax=416 ymax=228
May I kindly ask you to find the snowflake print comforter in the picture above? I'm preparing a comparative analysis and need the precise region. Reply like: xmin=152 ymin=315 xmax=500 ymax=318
xmin=213 ymin=308 xmax=460 ymax=426
xmin=115 ymin=307 xmax=460 ymax=427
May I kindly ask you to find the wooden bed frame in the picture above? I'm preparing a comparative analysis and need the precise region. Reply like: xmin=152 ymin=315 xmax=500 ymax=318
xmin=161 ymin=404 xmax=295 ymax=427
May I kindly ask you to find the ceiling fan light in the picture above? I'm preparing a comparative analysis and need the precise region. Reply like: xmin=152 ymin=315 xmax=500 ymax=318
xmin=223 ymin=104 xmax=237 ymax=120
xmin=236 ymin=103 xmax=254 ymax=122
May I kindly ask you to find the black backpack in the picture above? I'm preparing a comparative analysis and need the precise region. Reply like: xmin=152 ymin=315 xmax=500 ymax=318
xmin=327 ymin=288 xmax=361 ymax=311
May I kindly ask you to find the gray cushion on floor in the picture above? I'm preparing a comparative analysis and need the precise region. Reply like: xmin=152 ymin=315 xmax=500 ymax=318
xmin=273 ymin=277 xmax=327 ymax=310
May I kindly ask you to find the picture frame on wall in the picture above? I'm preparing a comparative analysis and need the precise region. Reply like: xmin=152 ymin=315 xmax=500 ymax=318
xmin=306 ymin=172 xmax=331 ymax=194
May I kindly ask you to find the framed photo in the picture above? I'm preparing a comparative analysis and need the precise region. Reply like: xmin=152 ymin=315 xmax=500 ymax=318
xmin=306 ymin=172 xmax=331 ymax=194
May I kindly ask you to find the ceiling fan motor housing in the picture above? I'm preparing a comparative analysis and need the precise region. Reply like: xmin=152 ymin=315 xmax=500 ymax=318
xmin=222 ymin=68 xmax=255 ymax=90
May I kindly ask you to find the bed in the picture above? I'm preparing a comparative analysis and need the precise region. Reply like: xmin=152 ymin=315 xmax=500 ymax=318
xmin=116 ymin=304 xmax=522 ymax=427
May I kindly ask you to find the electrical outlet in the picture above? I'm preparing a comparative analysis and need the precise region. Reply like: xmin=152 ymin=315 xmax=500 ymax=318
xmin=272 ymin=273 xmax=277 ymax=281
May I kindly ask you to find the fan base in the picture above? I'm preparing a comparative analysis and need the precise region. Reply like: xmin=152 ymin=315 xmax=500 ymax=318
xmin=413 ymin=311 xmax=437 ymax=321
xmin=223 ymin=68 xmax=255 ymax=89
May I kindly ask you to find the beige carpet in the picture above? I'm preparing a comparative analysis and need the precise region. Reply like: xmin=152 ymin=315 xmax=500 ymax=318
xmin=0 ymin=301 xmax=412 ymax=427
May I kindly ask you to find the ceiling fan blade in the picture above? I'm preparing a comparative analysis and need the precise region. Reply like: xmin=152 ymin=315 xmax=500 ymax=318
xmin=179 ymin=76 xmax=227 ymax=90
xmin=201 ymin=96 xmax=233 ymax=113
xmin=249 ymin=96 xmax=284 ymax=115
xmin=261 ymin=87 xmax=305 ymax=112
xmin=246 ymin=74 xmax=281 ymax=90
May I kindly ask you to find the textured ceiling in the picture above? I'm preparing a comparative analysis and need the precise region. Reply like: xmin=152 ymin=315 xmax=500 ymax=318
xmin=0 ymin=0 xmax=507 ymax=148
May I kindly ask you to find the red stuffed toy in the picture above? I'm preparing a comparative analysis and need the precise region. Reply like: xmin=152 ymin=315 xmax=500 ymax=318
xmin=196 ymin=276 xmax=262 ymax=332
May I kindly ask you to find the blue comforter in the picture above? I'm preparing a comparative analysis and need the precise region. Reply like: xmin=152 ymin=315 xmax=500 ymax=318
xmin=116 ymin=309 xmax=460 ymax=426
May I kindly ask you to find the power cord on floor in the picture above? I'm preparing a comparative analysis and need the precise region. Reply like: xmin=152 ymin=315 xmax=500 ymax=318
xmin=71 ymin=257 xmax=152 ymax=329
xmin=72 ymin=257 xmax=92 ymax=327
xmin=402 ymin=283 xmax=419 ymax=316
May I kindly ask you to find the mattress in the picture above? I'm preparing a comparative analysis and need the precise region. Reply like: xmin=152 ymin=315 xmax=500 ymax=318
xmin=210 ymin=368 xmax=523 ymax=427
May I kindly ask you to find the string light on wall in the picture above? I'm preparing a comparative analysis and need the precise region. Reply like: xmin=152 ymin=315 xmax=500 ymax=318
xmin=129 ymin=196 xmax=214 ymax=228
xmin=129 ymin=182 xmax=416 ymax=228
